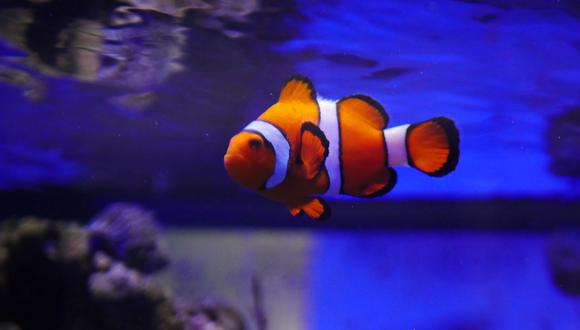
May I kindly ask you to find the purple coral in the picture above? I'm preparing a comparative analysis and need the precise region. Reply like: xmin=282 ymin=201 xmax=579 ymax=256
xmin=88 ymin=202 xmax=169 ymax=273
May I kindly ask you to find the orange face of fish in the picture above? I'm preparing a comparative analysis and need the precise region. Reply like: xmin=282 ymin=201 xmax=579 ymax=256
xmin=224 ymin=131 xmax=275 ymax=190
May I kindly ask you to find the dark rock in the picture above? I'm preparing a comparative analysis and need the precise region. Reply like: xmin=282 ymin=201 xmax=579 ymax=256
xmin=454 ymin=0 xmax=510 ymax=10
xmin=322 ymin=53 xmax=378 ymax=68
xmin=546 ymin=107 xmax=580 ymax=179
xmin=191 ymin=0 xmax=305 ymax=41
xmin=454 ymin=0 xmax=580 ymax=17
xmin=0 ymin=65 xmax=45 ymax=101
xmin=472 ymin=13 xmax=500 ymax=23
xmin=0 ymin=323 xmax=20 ymax=330
xmin=548 ymin=228 xmax=580 ymax=296
xmin=364 ymin=67 xmax=413 ymax=80
xmin=0 ymin=218 xmax=93 ymax=330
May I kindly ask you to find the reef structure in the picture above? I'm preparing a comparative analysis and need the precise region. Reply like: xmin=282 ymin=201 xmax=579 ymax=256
xmin=0 ymin=0 xmax=301 ymax=109
xmin=0 ymin=203 xmax=245 ymax=330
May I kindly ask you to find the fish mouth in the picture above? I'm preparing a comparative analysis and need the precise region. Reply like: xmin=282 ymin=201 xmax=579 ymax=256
xmin=224 ymin=152 xmax=263 ymax=190
xmin=224 ymin=152 xmax=252 ymax=187
xmin=224 ymin=153 xmax=243 ymax=170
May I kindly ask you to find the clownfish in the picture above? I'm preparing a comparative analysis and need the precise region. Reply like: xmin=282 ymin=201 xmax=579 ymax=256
xmin=224 ymin=76 xmax=459 ymax=220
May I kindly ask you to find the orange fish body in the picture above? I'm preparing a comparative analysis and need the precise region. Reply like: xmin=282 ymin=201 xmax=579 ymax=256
xmin=224 ymin=76 xmax=459 ymax=219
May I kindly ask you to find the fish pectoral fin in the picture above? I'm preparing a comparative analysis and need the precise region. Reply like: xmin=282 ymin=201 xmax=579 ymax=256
xmin=299 ymin=122 xmax=329 ymax=180
xmin=279 ymin=75 xmax=317 ymax=104
xmin=297 ymin=198 xmax=331 ymax=220
xmin=337 ymin=95 xmax=389 ymax=130
xmin=359 ymin=168 xmax=398 ymax=198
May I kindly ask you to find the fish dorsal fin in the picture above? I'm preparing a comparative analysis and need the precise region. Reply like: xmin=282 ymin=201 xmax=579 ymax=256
xmin=299 ymin=122 xmax=329 ymax=180
xmin=279 ymin=75 xmax=317 ymax=104
xmin=337 ymin=94 xmax=389 ymax=130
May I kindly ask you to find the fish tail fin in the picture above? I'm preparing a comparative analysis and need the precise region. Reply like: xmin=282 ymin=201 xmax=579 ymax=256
xmin=406 ymin=116 xmax=459 ymax=177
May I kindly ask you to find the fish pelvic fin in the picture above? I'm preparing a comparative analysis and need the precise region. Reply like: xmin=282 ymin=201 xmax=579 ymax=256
xmin=290 ymin=198 xmax=331 ymax=220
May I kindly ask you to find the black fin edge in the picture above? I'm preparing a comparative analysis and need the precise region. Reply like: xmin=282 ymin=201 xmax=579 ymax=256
xmin=406 ymin=117 xmax=460 ymax=177
xmin=297 ymin=121 xmax=330 ymax=165
xmin=337 ymin=94 xmax=389 ymax=128
xmin=361 ymin=167 xmax=398 ymax=198
xmin=314 ymin=198 xmax=331 ymax=221
xmin=283 ymin=75 xmax=317 ymax=101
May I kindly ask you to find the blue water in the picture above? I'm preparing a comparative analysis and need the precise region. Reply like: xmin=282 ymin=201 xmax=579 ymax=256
xmin=282 ymin=0 xmax=580 ymax=198
xmin=162 ymin=229 xmax=580 ymax=330
xmin=0 ymin=0 xmax=578 ymax=200
xmin=0 ymin=1 xmax=579 ymax=329
xmin=311 ymin=231 xmax=580 ymax=330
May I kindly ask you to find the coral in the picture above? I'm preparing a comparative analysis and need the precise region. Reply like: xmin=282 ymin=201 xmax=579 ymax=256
xmin=88 ymin=203 xmax=169 ymax=273
xmin=176 ymin=300 xmax=246 ymax=330
xmin=89 ymin=261 xmax=160 ymax=299
xmin=115 ymin=0 xmax=211 ymax=20
xmin=88 ymin=259 xmax=181 ymax=330
xmin=0 ymin=205 xmax=245 ymax=330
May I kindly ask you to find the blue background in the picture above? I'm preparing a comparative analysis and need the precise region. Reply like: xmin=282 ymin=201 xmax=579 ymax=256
xmin=0 ymin=0 xmax=578 ymax=201
xmin=0 ymin=1 xmax=579 ymax=329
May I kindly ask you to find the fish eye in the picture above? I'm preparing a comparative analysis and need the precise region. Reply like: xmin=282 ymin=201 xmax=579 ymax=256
xmin=249 ymin=138 xmax=262 ymax=149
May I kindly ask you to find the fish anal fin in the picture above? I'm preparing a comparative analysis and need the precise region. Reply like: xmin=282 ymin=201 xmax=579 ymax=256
xmin=360 ymin=168 xmax=398 ymax=198
xmin=338 ymin=94 xmax=389 ymax=129
xmin=299 ymin=122 xmax=329 ymax=180
xmin=298 ymin=198 xmax=331 ymax=220
xmin=289 ymin=207 xmax=303 ymax=216
xmin=279 ymin=75 xmax=317 ymax=104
